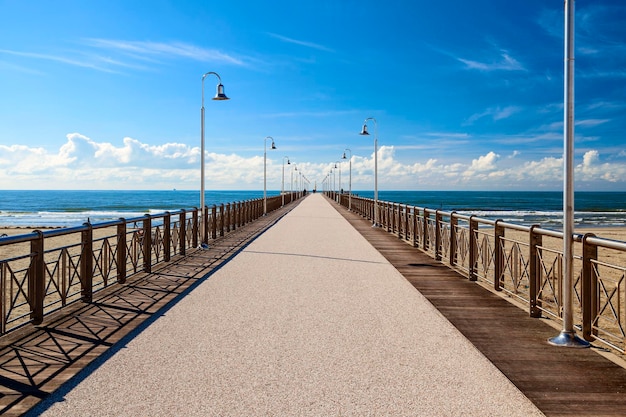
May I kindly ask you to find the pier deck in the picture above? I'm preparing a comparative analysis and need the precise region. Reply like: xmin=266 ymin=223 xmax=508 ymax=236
xmin=1 ymin=193 xmax=625 ymax=415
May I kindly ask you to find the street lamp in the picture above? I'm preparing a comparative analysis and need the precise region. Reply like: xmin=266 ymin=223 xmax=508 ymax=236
xmin=282 ymin=156 xmax=290 ymax=206
xmin=200 ymin=71 xmax=229 ymax=249
xmin=335 ymin=161 xmax=341 ymax=202
xmin=360 ymin=117 xmax=378 ymax=226
xmin=548 ymin=0 xmax=589 ymax=348
xmin=342 ymin=148 xmax=352 ymax=210
xmin=294 ymin=165 xmax=299 ymax=198
xmin=264 ymin=136 xmax=276 ymax=215
xmin=291 ymin=163 xmax=295 ymax=196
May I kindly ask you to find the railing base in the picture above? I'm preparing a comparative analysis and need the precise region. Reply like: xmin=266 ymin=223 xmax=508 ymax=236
xmin=547 ymin=330 xmax=590 ymax=348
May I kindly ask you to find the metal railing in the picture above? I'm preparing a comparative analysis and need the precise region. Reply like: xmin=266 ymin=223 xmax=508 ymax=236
xmin=0 ymin=193 xmax=298 ymax=335
xmin=338 ymin=193 xmax=626 ymax=353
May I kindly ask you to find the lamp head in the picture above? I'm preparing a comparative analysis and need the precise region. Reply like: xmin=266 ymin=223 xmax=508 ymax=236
xmin=212 ymin=83 xmax=229 ymax=100
xmin=271 ymin=140 xmax=276 ymax=150
xmin=359 ymin=123 xmax=369 ymax=135
xmin=342 ymin=152 xmax=347 ymax=159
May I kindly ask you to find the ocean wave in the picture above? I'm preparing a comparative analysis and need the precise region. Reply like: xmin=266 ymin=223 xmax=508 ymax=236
xmin=0 ymin=210 xmax=153 ymax=228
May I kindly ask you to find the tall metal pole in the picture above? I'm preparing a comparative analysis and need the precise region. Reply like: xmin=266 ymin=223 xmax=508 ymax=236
xmin=263 ymin=136 xmax=275 ymax=216
xmin=343 ymin=149 xmax=352 ymax=211
xmin=548 ymin=0 xmax=589 ymax=348
xmin=282 ymin=156 xmax=289 ymax=206
xmin=336 ymin=161 xmax=341 ymax=198
xmin=200 ymin=71 xmax=228 ymax=249
xmin=360 ymin=118 xmax=378 ymax=226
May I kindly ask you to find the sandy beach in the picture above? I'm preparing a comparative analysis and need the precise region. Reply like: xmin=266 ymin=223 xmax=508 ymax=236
xmin=3 ymin=224 xmax=626 ymax=263
xmin=0 ymin=225 xmax=126 ymax=267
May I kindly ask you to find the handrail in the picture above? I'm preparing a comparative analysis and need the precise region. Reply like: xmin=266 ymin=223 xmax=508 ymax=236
xmin=335 ymin=192 xmax=626 ymax=353
xmin=0 ymin=193 xmax=300 ymax=335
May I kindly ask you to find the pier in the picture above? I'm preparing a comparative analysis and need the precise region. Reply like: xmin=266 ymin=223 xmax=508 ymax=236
xmin=2 ymin=193 xmax=626 ymax=415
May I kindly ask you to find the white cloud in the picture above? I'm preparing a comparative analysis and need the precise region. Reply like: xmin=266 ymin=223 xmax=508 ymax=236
xmin=458 ymin=49 xmax=526 ymax=72
xmin=0 ymin=49 xmax=121 ymax=73
xmin=0 ymin=39 xmax=247 ymax=75
xmin=468 ymin=151 xmax=500 ymax=172
xmin=266 ymin=33 xmax=335 ymax=53
xmin=579 ymin=150 xmax=624 ymax=182
xmin=466 ymin=106 xmax=521 ymax=124
xmin=2 ymin=137 xmax=626 ymax=191
xmin=84 ymin=39 xmax=246 ymax=66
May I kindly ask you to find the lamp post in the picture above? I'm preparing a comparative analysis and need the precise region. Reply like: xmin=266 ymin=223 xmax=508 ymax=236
xmin=360 ymin=117 xmax=378 ymax=226
xmin=291 ymin=164 xmax=295 ymax=196
xmin=282 ymin=156 xmax=290 ymax=206
xmin=548 ymin=0 xmax=589 ymax=348
xmin=264 ymin=136 xmax=276 ymax=215
xmin=335 ymin=161 xmax=341 ymax=203
xmin=342 ymin=148 xmax=352 ymax=210
xmin=200 ymin=71 xmax=229 ymax=249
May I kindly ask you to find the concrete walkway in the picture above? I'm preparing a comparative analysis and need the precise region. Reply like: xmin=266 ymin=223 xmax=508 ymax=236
xmin=31 ymin=193 xmax=544 ymax=416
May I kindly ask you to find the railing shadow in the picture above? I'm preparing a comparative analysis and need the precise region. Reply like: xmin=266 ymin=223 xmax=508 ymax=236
xmin=0 ymin=200 xmax=299 ymax=416
xmin=0 ymin=257 xmax=202 ymax=415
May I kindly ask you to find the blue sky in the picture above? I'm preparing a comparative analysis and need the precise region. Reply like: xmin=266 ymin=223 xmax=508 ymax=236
xmin=0 ymin=0 xmax=625 ymax=192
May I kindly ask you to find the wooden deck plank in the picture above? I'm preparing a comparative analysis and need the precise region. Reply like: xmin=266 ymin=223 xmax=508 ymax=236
xmin=333 ymin=200 xmax=626 ymax=417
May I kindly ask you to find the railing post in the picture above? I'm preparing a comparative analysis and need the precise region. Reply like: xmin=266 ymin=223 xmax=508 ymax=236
xmin=29 ymin=230 xmax=45 ymax=324
xmin=117 ymin=220 xmax=127 ymax=284
xmin=179 ymin=210 xmax=186 ymax=256
xmin=412 ymin=207 xmax=418 ymax=247
xmin=450 ymin=212 xmax=457 ymax=267
xmin=225 ymin=203 xmax=231 ymax=233
xmin=397 ymin=204 xmax=402 ymax=238
xmin=202 ymin=204 xmax=209 ymax=245
xmin=234 ymin=201 xmax=239 ymax=229
xmin=143 ymin=215 xmax=152 ymax=273
xmin=582 ymin=233 xmax=598 ymax=340
xmin=80 ymin=223 xmax=94 ymax=303
xmin=494 ymin=220 xmax=505 ymax=291
xmin=529 ymin=225 xmax=542 ymax=318
xmin=403 ymin=204 xmax=408 ymax=241
xmin=192 ymin=208 xmax=199 ymax=249
xmin=422 ymin=209 xmax=429 ymax=251
xmin=435 ymin=210 xmax=442 ymax=261
xmin=164 ymin=212 xmax=171 ymax=262
xmin=219 ymin=204 xmax=225 ymax=237
xmin=469 ymin=216 xmax=478 ymax=281
xmin=211 ymin=205 xmax=217 ymax=239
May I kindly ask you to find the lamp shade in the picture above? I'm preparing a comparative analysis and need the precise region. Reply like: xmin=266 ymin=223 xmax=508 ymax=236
xmin=213 ymin=83 xmax=229 ymax=100
xmin=359 ymin=123 xmax=369 ymax=135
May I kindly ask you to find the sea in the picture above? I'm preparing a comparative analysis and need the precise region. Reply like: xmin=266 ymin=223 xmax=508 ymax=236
xmin=0 ymin=190 xmax=625 ymax=229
